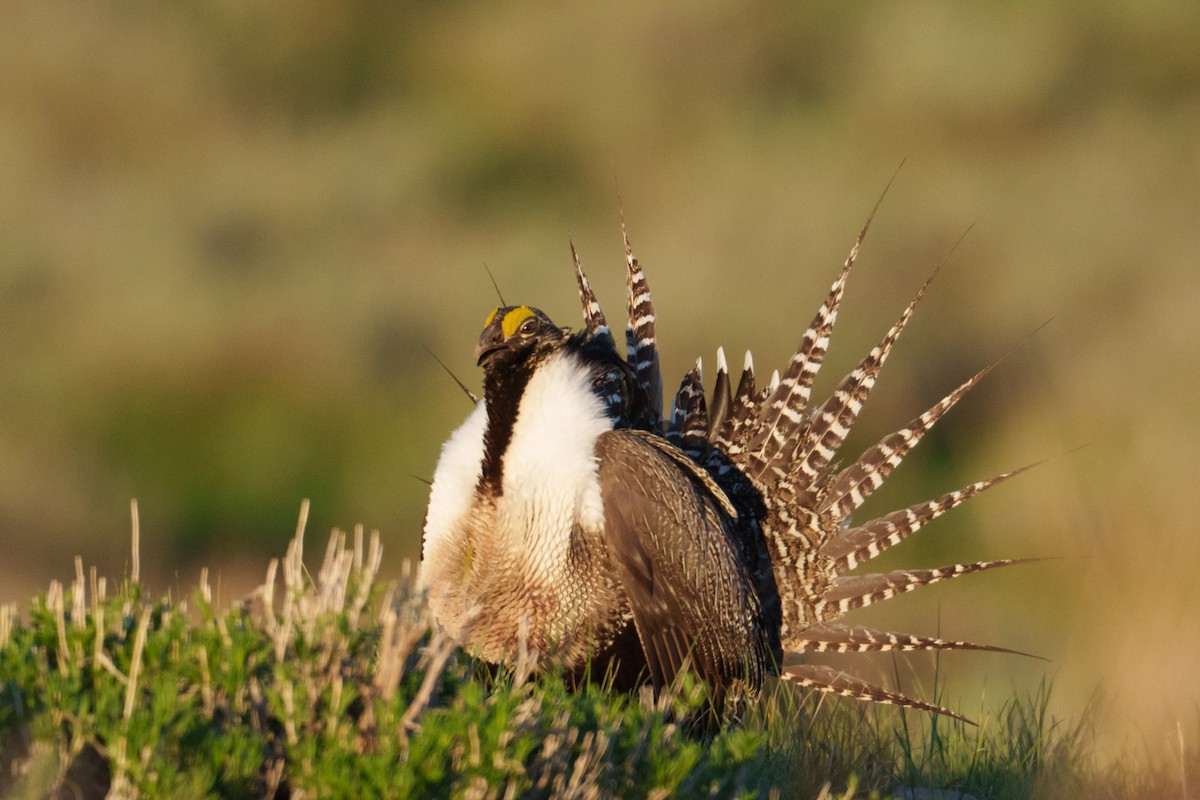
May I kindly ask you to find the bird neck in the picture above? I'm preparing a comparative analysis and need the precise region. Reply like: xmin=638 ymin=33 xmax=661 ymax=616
xmin=478 ymin=357 xmax=536 ymax=495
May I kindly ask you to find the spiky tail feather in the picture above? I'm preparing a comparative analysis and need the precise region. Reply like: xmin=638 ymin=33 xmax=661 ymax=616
xmin=788 ymin=623 xmax=1042 ymax=659
xmin=668 ymin=360 xmax=709 ymax=448
xmin=716 ymin=351 xmax=758 ymax=451
xmin=820 ymin=465 xmax=1035 ymax=573
xmin=735 ymin=179 xmax=890 ymax=470
xmin=705 ymin=209 xmax=1039 ymax=706
xmin=571 ymin=240 xmax=613 ymax=347
xmin=816 ymin=362 xmax=998 ymax=528
xmin=779 ymin=663 xmax=973 ymax=723
xmin=622 ymin=224 xmax=663 ymax=426
xmin=818 ymin=559 xmax=1039 ymax=619
xmin=739 ymin=254 xmax=853 ymax=467
xmin=707 ymin=347 xmax=732 ymax=443
xmin=776 ymin=268 xmax=938 ymax=497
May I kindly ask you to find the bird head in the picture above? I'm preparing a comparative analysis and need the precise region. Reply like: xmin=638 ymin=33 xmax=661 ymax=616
xmin=475 ymin=305 xmax=565 ymax=369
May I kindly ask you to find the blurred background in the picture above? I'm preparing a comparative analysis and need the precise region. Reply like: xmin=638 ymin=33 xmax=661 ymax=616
xmin=2 ymin=0 xmax=1198 ymax=759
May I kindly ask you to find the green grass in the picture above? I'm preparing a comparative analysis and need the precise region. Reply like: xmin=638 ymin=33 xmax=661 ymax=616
xmin=0 ymin=514 xmax=1192 ymax=799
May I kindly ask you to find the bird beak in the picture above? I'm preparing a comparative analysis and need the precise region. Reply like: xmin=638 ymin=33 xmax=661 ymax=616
xmin=474 ymin=342 xmax=506 ymax=367
xmin=474 ymin=308 xmax=509 ymax=367
xmin=474 ymin=327 xmax=509 ymax=367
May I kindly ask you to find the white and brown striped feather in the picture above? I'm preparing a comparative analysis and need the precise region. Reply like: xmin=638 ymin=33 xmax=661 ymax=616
xmin=621 ymin=226 xmax=663 ymax=428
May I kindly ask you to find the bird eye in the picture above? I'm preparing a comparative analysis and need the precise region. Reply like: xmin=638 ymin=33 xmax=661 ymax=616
xmin=519 ymin=317 xmax=538 ymax=336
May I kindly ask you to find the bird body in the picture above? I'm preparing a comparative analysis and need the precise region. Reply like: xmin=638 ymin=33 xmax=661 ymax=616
xmin=421 ymin=336 xmax=626 ymax=667
xmin=420 ymin=212 xmax=1032 ymax=720
xmin=421 ymin=303 xmax=777 ymax=698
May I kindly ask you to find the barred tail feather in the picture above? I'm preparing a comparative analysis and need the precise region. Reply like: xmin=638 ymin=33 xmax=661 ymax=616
xmin=818 ymin=362 xmax=998 ymax=526
xmin=779 ymin=664 xmax=973 ymax=723
xmin=820 ymin=466 xmax=1035 ymax=573
xmin=623 ymin=224 xmax=663 ymax=424
xmin=719 ymin=351 xmax=758 ymax=451
xmin=818 ymin=560 xmax=1038 ymax=619
xmin=740 ymin=179 xmax=896 ymax=481
xmin=668 ymin=360 xmax=709 ymax=445
xmin=742 ymin=257 xmax=853 ymax=463
xmin=779 ymin=269 xmax=939 ymax=491
xmin=563 ymin=191 xmax=1038 ymax=723
xmin=787 ymin=623 xmax=1040 ymax=659
xmin=571 ymin=241 xmax=613 ymax=347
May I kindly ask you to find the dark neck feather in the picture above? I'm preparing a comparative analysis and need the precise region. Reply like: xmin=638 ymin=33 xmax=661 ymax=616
xmin=478 ymin=358 xmax=536 ymax=495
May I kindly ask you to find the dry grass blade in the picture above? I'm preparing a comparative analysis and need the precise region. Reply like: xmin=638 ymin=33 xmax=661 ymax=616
xmin=0 ymin=605 xmax=13 ymax=651
xmin=123 ymin=607 xmax=152 ymax=721
xmin=130 ymin=499 xmax=140 ymax=585
xmin=398 ymin=630 xmax=460 ymax=735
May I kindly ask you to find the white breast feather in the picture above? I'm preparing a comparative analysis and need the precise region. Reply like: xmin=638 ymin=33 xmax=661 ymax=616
xmin=502 ymin=352 xmax=613 ymax=582
xmin=421 ymin=351 xmax=613 ymax=590
xmin=420 ymin=400 xmax=487 ymax=585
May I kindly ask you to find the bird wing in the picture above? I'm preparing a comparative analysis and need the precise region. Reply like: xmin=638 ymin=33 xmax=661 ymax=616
xmin=593 ymin=429 xmax=768 ymax=694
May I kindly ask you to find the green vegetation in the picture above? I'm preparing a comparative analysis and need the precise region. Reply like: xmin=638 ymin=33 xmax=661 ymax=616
xmin=2 ymin=516 xmax=1194 ymax=799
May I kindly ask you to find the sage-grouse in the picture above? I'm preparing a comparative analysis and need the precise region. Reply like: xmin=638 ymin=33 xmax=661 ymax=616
xmin=419 ymin=207 xmax=1031 ymax=721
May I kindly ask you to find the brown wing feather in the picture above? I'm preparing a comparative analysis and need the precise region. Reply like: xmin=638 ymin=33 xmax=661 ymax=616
xmin=594 ymin=430 xmax=769 ymax=693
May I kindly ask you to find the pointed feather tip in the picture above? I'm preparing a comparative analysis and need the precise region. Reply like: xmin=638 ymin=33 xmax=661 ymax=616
xmin=743 ymin=350 xmax=754 ymax=374
xmin=716 ymin=346 xmax=728 ymax=375
xmin=778 ymin=662 xmax=976 ymax=725
xmin=481 ymin=262 xmax=506 ymax=306
xmin=889 ymin=217 xmax=976 ymax=318
xmin=618 ymin=207 xmax=636 ymax=265
xmin=844 ymin=160 xmax=906 ymax=264
xmin=422 ymin=344 xmax=479 ymax=405
xmin=788 ymin=623 xmax=1050 ymax=662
